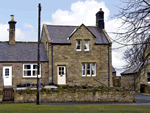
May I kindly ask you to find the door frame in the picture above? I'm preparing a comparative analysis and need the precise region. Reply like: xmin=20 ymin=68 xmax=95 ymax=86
xmin=3 ymin=66 xmax=12 ymax=86
xmin=57 ymin=66 xmax=66 ymax=85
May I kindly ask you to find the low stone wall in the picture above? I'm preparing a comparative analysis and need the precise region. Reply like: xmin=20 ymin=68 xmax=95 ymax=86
xmin=14 ymin=89 xmax=135 ymax=103
xmin=0 ymin=89 xmax=2 ymax=102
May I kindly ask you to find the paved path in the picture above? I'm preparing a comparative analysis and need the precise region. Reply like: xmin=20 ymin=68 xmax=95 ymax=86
xmin=135 ymin=93 xmax=150 ymax=103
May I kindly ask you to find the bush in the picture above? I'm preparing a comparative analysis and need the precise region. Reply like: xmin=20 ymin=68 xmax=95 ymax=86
xmin=41 ymin=88 xmax=47 ymax=92
xmin=67 ymin=88 xmax=76 ymax=91
xmin=100 ymin=85 xmax=105 ymax=90
xmin=116 ymin=87 xmax=120 ymax=91
xmin=26 ymin=88 xmax=31 ymax=94
xmin=57 ymin=87 xmax=63 ymax=90
xmin=93 ymin=88 xmax=99 ymax=95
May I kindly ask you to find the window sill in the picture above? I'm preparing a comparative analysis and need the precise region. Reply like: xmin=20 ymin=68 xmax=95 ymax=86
xmin=148 ymin=82 xmax=150 ymax=83
xmin=82 ymin=75 xmax=86 ymax=77
xmin=76 ymin=50 xmax=82 ymax=51
xmin=23 ymin=76 xmax=41 ymax=78
xmin=92 ymin=75 xmax=96 ymax=77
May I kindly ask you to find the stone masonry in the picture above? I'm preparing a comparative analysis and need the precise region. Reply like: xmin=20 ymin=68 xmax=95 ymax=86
xmin=42 ymin=24 xmax=113 ymax=87
xmin=0 ymin=62 xmax=49 ymax=88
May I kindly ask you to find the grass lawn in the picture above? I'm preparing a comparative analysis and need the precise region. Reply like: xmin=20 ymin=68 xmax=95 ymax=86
xmin=0 ymin=104 xmax=149 ymax=113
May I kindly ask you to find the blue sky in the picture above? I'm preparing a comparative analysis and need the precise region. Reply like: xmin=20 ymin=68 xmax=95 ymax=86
xmin=0 ymin=0 xmax=127 ymax=75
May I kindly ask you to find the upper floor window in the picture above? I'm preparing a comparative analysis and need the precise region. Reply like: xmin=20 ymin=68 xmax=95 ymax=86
xmin=76 ymin=40 xmax=81 ymax=51
xmin=84 ymin=40 xmax=89 ymax=51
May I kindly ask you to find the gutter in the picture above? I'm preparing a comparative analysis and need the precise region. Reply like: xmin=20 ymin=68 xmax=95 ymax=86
xmin=108 ymin=44 xmax=110 ymax=87
xmin=51 ymin=43 xmax=54 ymax=85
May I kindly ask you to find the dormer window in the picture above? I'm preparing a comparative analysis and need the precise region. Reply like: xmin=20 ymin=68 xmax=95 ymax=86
xmin=84 ymin=40 xmax=89 ymax=51
xmin=76 ymin=40 xmax=81 ymax=51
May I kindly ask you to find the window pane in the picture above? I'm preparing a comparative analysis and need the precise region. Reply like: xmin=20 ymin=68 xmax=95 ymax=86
xmin=148 ymin=78 xmax=150 ymax=82
xmin=82 ymin=63 xmax=85 ymax=69
xmin=24 ymin=65 xmax=31 ymax=69
xmin=87 ymin=63 xmax=90 ymax=69
xmin=87 ymin=70 xmax=90 ymax=75
xmin=147 ymin=73 xmax=150 ymax=78
xmin=84 ymin=40 xmax=89 ymax=51
xmin=5 ymin=69 xmax=9 ymax=76
xmin=82 ymin=70 xmax=85 ymax=75
xmin=33 ymin=65 xmax=37 ymax=69
xmin=24 ymin=71 xmax=31 ymax=76
xmin=33 ymin=70 xmax=37 ymax=76
xmin=76 ymin=40 xmax=81 ymax=50
xmin=62 ymin=70 xmax=64 ymax=75
xmin=92 ymin=63 xmax=96 ymax=75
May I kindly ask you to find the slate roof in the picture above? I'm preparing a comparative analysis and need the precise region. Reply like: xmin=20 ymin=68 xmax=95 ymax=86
xmin=121 ymin=63 xmax=143 ymax=75
xmin=46 ymin=25 xmax=110 ymax=44
xmin=0 ymin=42 xmax=48 ymax=62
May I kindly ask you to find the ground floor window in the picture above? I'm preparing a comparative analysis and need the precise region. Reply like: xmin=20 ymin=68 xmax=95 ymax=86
xmin=23 ymin=64 xmax=41 ymax=77
xmin=82 ymin=63 xmax=96 ymax=77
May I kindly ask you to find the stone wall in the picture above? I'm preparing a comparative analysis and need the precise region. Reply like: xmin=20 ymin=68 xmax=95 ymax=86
xmin=13 ymin=89 xmax=135 ymax=103
xmin=121 ymin=64 xmax=150 ymax=92
xmin=48 ymin=25 xmax=112 ymax=87
xmin=0 ymin=62 xmax=49 ymax=88
xmin=113 ymin=76 xmax=121 ymax=87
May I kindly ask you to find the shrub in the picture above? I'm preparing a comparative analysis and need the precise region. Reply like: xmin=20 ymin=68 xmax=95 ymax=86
xmin=26 ymin=88 xmax=31 ymax=94
xmin=67 ymin=88 xmax=76 ymax=91
xmin=116 ymin=87 xmax=120 ymax=91
xmin=57 ymin=86 xmax=63 ymax=90
xmin=41 ymin=88 xmax=47 ymax=92
xmin=100 ymin=85 xmax=105 ymax=90
xmin=93 ymin=88 xmax=99 ymax=95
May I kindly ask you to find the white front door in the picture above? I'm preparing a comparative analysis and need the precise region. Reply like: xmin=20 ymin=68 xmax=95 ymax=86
xmin=3 ymin=66 xmax=12 ymax=86
xmin=57 ymin=66 xmax=66 ymax=85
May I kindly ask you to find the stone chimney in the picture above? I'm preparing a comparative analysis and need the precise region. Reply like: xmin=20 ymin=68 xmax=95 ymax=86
xmin=96 ymin=8 xmax=104 ymax=29
xmin=8 ymin=15 xmax=17 ymax=45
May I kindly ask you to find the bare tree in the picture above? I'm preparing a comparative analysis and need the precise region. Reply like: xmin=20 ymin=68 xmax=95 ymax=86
xmin=113 ymin=0 xmax=150 ymax=69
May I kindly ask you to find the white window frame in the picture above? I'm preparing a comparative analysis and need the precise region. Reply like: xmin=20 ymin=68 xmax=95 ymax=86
xmin=84 ymin=40 xmax=89 ymax=51
xmin=92 ymin=63 xmax=96 ymax=76
xmin=87 ymin=63 xmax=91 ymax=77
xmin=82 ymin=63 xmax=96 ymax=77
xmin=76 ymin=40 xmax=82 ymax=51
xmin=23 ymin=64 xmax=41 ymax=78
xmin=82 ymin=63 xmax=86 ymax=77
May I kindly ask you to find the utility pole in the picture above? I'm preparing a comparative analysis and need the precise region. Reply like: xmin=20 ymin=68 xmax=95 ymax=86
xmin=37 ymin=3 xmax=41 ymax=105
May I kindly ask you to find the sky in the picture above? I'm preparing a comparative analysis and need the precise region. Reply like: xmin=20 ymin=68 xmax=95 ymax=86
xmin=0 ymin=0 xmax=128 ymax=76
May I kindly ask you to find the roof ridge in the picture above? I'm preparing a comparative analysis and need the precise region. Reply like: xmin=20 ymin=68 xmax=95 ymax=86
xmin=46 ymin=24 xmax=96 ymax=27
xmin=46 ymin=24 xmax=79 ymax=27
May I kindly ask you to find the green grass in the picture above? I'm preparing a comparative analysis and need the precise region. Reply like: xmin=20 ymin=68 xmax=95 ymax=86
xmin=0 ymin=104 xmax=149 ymax=113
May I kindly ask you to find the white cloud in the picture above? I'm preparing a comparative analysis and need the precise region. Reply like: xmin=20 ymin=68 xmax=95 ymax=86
xmin=43 ymin=0 xmax=109 ymax=26
xmin=42 ymin=0 xmax=127 ymax=76
xmin=24 ymin=23 xmax=34 ymax=32
xmin=0 ymin=23 xmax=26 ymax=41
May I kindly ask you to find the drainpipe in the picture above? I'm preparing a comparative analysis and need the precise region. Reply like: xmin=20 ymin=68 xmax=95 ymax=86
xmin=108 ymin=44 xmax=110 ymax=87
xmin=51 ymin=43 xmax=54 ymax=85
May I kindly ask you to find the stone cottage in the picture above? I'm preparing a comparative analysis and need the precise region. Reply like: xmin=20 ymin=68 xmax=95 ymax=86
xmin=41 ymin=8 xmax=114 ymax=87
xmin=121 ymin=61 xmax=150 ymax=92
xmin=0 ymin=15 xmax=49 ymax=88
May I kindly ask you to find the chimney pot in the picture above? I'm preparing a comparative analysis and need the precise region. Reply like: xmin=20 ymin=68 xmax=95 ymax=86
xmin=11 ymin=15 xmax=14 ymax=21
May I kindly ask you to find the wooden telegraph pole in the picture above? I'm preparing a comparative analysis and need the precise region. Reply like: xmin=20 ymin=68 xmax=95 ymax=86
xmin=37 ymin=3 xmax=41 ymax=105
